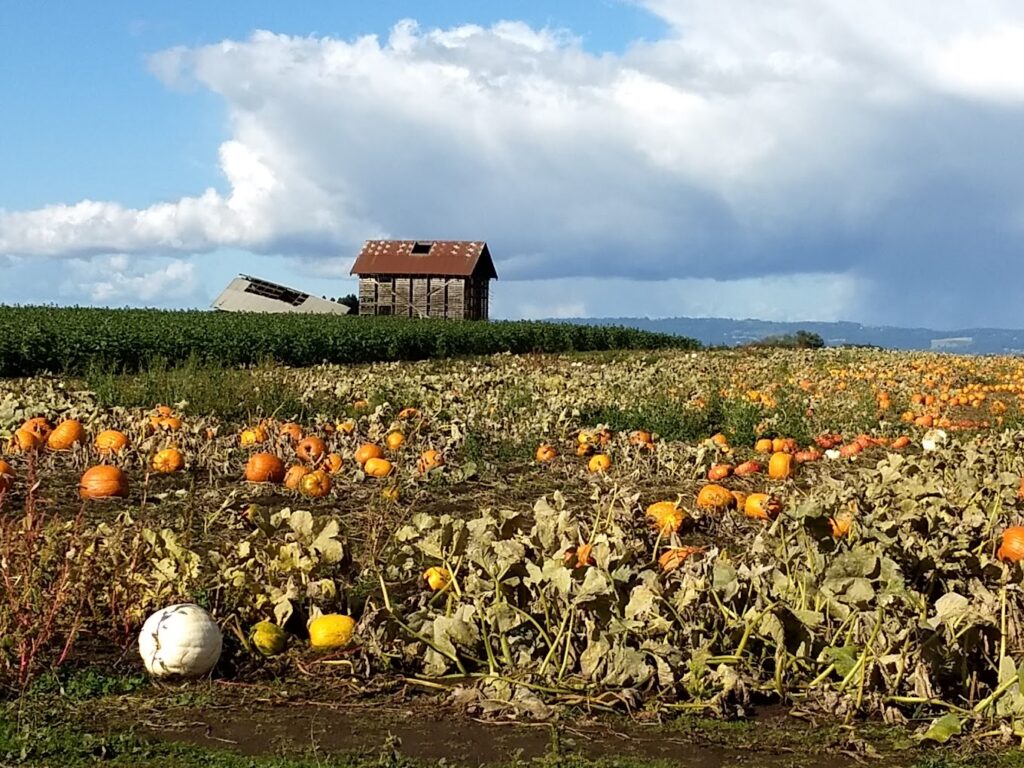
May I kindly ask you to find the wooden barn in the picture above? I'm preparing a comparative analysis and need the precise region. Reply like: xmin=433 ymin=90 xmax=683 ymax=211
xmin=350 ymin=240 xmax=497 ymax=320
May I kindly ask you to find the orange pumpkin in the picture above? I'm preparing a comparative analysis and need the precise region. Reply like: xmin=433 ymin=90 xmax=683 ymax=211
xmin=754 ymin=438 xmax=773 ymax=453
xmin=9 ymin=428 xmax=41 ymax=453
xmin=245 ymin=453 xmax=286 ymax=483
xmin=321 ymin=453 xmax=344 ymax=474
xmin=151 ymin=448 xmax=185 ymax=474
xmin=353 ymin=399 xmax=370 ymax=410
xmin=771 ymin=437 xmax=788 ymax=453
xmin=734 ymin=460 xmax=762 ymax=476
xmin=696 ymin=484 xmax=736 ymax=511
xmin=768 ymin=452 xmax=793 ymax=480
xmin=535 ymin=443 xmax=558 ymax=463
xmin=364 ymin=457 xmax=394 ymax=478
xmin=998 ymin=527 xmax=1024 ymax=563
xmin=838 ymin=442 xmax=863 ymax=458
xmin=296 ymin=436 xmax=327 ymax=464
xmin=646 ymin=501 xmax=686 ymax=534
xmin=398 ymin=407 xmax=420 ymax=420
xmin=629 ymin=430 xmax=653 ymax=446
xmin=731 ymin=490 xmax=748 ymax=510
xmin=22 ymin=417 xmax=53 ymax=440
xmin=337 ymin=420 xmax=356 ymax=435
xmin=829 ymin=514 xmax=853 ymax=538
xmin=354 ymin=443 xmax=383 ymax=466
xmin=154 ymin=405 xmax=174 ymax=417
xmin=707 ymin=464 xmax=733 ymax=481
xmin=576 ymin=442 xmax=594 ymax=457
xmin=47 ymin=420 xmax=86 ymax=450
xmin=94 ymin=429 xmax=129 ymax=455
xmin=793 ymin=449 xmax=822 ymax=463
xmin=744 ymin=493 xmax=782 ymax=521
xmin=891 ymin=436 xmax=911 ymax=449
xmin=284 ymin=464 xmax=311 ymax=490
xmin=0 ymin=459 xmax=13 ymax=492
xmin=710 ymin=432 xmax=729 ymax=448
xmin=299 ymin=469 xmax=332 ymax=498
xmin=587 ymin=453 xmax=611 ymax=473
xmin=279 ymin=422 xmax=303 ymax=444
xmin=417 ymin=449 xmax=444 ymax=473
xmin=385 ymin=432 xmax=405 ymax=451
xmin=658 ymin=546 xmax=704 ymax=573
xmin=79 ymin=465 xmax=129 ymax=500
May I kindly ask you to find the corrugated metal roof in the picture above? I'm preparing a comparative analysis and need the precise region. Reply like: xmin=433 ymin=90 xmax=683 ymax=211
xmin=211 ymin=276 xmax=350 ymax=314
xmin=350 ymin=240 xmax=498 ymax=279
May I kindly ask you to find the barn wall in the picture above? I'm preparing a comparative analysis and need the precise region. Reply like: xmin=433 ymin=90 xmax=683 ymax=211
xmin=358 ymin=274 xmax=484 ymax=319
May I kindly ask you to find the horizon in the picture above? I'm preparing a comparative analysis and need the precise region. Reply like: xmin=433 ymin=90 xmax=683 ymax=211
xmin=4 ymin=2 xmax=1024 ymax=330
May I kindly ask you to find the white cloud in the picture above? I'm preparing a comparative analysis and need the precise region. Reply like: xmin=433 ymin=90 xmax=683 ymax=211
xmin=5 ymin=5 xmax=1024 ymax=325
xmin=59 ymin=256 xmax=203 ymax=305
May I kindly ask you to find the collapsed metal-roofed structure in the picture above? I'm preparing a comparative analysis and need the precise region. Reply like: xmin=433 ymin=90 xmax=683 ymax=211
xmin=211 ymin=275 xmax=350 ymax=314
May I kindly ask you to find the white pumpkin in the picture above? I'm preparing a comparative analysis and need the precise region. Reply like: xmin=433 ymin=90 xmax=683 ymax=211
xmin=824 ymin=448 xmax=841 ymax=461
xmin=922 ymin=428 xmax=948 ymax=452
xmin=139 ymin=603 xmax=222 ymax=679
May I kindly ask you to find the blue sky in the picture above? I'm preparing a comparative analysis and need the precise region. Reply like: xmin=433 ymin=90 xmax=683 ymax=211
xmin=4 ymin=2 xmax=1024 ymax=327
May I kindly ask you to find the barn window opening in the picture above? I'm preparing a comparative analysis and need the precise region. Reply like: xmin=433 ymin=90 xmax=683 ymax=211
xmin=242 ymin=276 xmax=308 ymax=306
xmin=411 ymin=241 xmax=433 ymax=255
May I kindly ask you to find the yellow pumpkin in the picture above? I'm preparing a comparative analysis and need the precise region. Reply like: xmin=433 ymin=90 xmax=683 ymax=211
xmin=299 ymin=469 xmax=332 ymax=498
xmin=645 ymin=501 xmax=686 ymax=534
xmin=240 ymin=426 xmax=268 ymax=447
xmin=385 ymin=431 xmax=405 ymax=451
xmin=9 ymin=428 xmax=41 ymax=453
xmin=364 ymin=457 xmax=394 ymax=478
xmin=321 ymin=453 xmax=344 ymax=474
xmin=768 ymin=451 xmax=793 ymax=480
xmin=354 ymin=443 xmax=383 ymax=466
xmin=696 ymin=484 xmax=736 ymax=511
xmin=422 ymin=566 xmax=451 ymax=592
xmin=337 ymin=420 xmax=356 ymax=435
xmin=308 ymin=614 xmax=356 ymax=650
xmin=151 ymin=448 xmax=185 ymax=474
xmin=0 ymin=459 xmax=14 ymax=493
xmin=587 ymin=453 xmax=611 ymax=473
xmin=745 ymin=493 xmax=783 ymax=521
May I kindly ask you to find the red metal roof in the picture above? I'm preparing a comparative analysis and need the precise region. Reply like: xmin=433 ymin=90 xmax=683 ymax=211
xmin=350 ymin=240 xmax=497 ymax=279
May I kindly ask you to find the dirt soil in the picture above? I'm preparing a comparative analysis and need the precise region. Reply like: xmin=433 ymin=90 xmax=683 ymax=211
xmin=144 ymin=701 xmax=885 ymax=767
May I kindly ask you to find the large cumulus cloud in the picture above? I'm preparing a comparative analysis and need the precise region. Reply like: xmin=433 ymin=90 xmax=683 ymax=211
xmin=4 ymin=2 xmax=1024 ymax=325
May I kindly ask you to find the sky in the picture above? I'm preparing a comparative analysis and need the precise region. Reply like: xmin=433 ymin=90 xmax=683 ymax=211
xmin=3 ymin=1 xmax=1024 ymax=328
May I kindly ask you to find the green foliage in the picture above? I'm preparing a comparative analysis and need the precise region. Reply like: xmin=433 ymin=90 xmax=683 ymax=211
xmin=747 ymin=330 xmax=826 ymax=349
xmin=0 ymin=307 xmax=699 ymax=376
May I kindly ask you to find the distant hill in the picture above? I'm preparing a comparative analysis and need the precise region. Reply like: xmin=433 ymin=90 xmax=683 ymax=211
xmin=550 ymin=317 xmax=1024 ymax=355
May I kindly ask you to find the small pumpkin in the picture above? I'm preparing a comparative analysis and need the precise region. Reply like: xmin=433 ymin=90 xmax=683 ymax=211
xmin=284 ymin=464 xmax=311 ymax=490
xmin=645 ymin=501 xmax=686 ymax=534
xmin=710 ymin=432 xmax=729 ymax=448
xmin=385 ymin=431 xmax=405 ymax=451
xmin=587 ymin=453 xmax=611 ymax=473
xmin=245 ymin=453 xmax=286 ymax=484
xmin=891 ymin=436 xmax=911 ymax=449
xmin=299 ymin=469 xmax=332 ymax=498
xmin=354 ymin=443 xmax=383 ymax=466
xmin=707 ymin=463 xmax=733 ymax=481
xmin=731 ymin=490 xmax=748 ymax=510
xmin=398 ymin=407 xmax=420 ymax=420
xmin=423 ymin=566 xmax=451 ymax=592
xmin=754 ymin=438 xmax=773 ymax=453
xmin=576 ymin=442 xmax=594 ymax=457
xmin=250 ymin=620 xmax=287 ymax=657
xmin=79 ymin=465 xmax=129 ymax=499
xmin=0 ymin=459 xmax=13 ymax=492
xmin=321 ymin=453 xmax=344 ymax=474
xmin=152 ymin=448 xmax=185 ymax=474
xmin=696 ymin=484 xmax=736 ymax=511
xmin=353 ymin=399 xmax=370 ymax=410
xmin=47 ymin=420 xmax=86 ymax=450
xmin=154 ymin=416 xmax=183 ymax=432
xmin=658 ymin=546 xmax=704 ymax=573
xmin=22 ymin=417 xmax=53 ymax=440
xmin=768 ymin=451 xmax=793 ymax=479
xmin=563 ymin=543 xmax=596 ymax=569
xmin=240 ymin=426 xmax=268 ymax=446
xmin=629 ymin=430 xmax=653 ymax=446
xmin=744 ymin=492 xmax=782 ymax=521
xmin=364 ymin=457 xmax=394 ymax=478
xmin=793 ymin=449 xmax=822 ymax=463
xmin=417 ymin=449 xmax=444 ymax=473
xmin=95 ymin=429 xmax=129 ymax=455
xmin=337 ymin=420 xmax=356 ymax=435
xmin=535 ymin=443 xmax=558 ymax=463
xmin=296 ymin=436 xmax=327 ymax=464
xmin=838 ymin=442 xmax=863 ymax=458
xmin=9 ymin=427 xmax=41 ymax=453
xmin=139 ymin=603 xmax=222 ymax=678
xmin=829 ymin=514 xmax=853 ymax=538
xmin=279 ymin=422 xmax=303 ymax=445
xmin=734 ymin=460 xmax=762 ymax=476
xmin=998 ymin=527 xmax=1024 ymax=563
xmin=308 ymin=614 xmax=356 ymax=650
